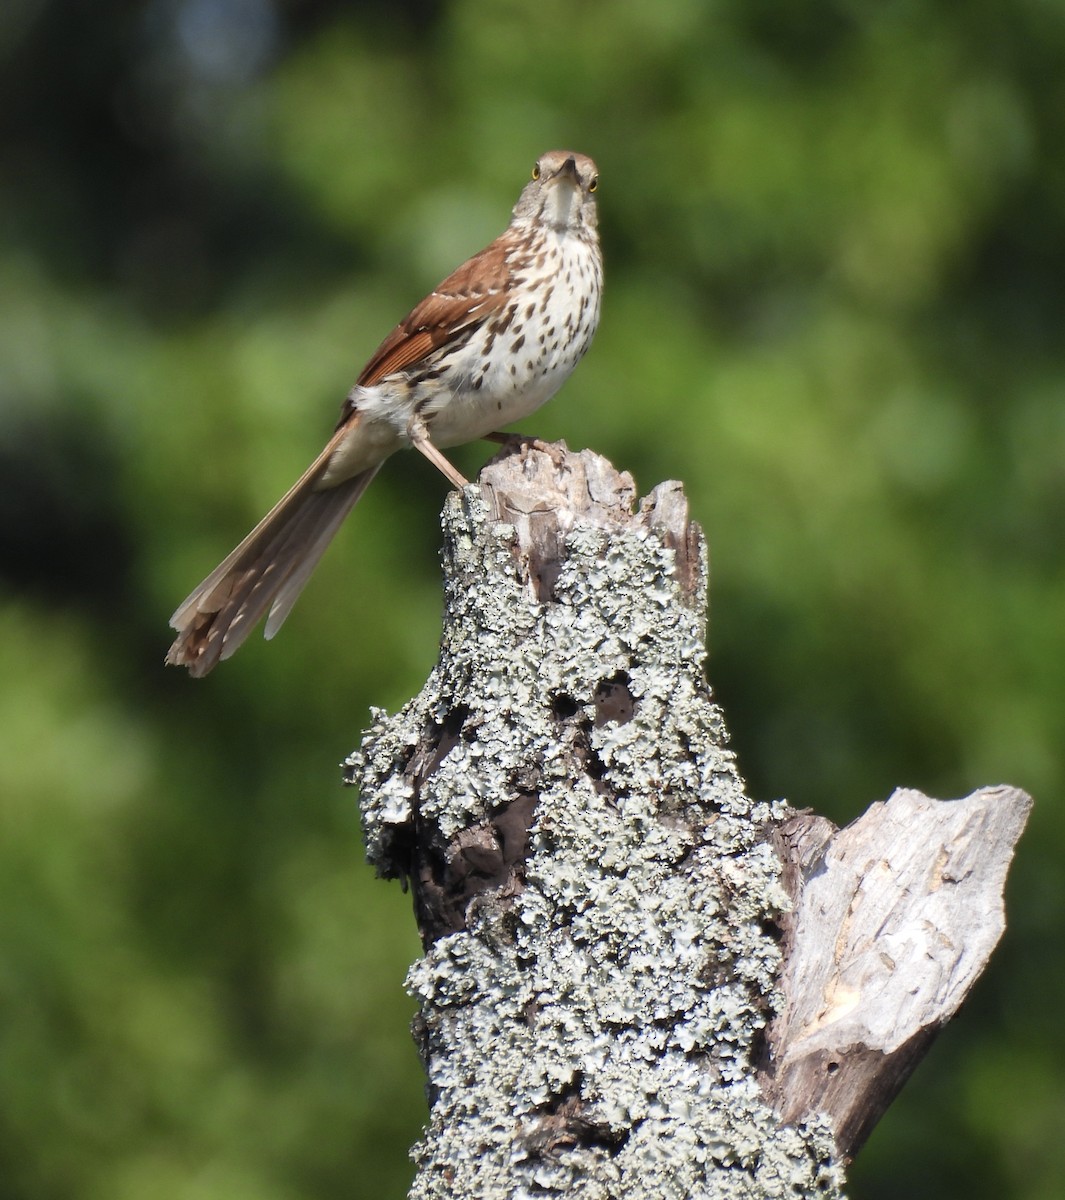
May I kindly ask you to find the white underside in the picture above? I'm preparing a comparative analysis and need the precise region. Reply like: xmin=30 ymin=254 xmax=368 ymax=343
xmin=319 ymin=231 xmax=601 ymax=487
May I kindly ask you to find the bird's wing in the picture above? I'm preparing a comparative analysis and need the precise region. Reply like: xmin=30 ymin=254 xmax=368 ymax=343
xmin=350 ymin=239 xmax=517 ymax=394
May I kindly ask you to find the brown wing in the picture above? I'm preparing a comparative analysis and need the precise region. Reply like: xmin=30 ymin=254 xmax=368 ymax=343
xmin=353 ymin=238 xmax=516 ymax=390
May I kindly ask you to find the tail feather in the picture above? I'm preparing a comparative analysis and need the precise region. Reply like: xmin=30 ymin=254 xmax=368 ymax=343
xmin=166 ymin=438 xmax=380 ymax=676
xmin=262 ymin=485 xmax=368 ymax=640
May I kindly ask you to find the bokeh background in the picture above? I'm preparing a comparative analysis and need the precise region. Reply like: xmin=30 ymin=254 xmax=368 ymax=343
xmin=2 ymin=0 xmax=1063 ymax=1196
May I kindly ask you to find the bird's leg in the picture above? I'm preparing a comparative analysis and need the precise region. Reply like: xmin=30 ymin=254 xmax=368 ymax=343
xmin=408 ymin=416 xmax=470 ymax=489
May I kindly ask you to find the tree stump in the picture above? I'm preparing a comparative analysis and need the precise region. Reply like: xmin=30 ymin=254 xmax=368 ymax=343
xmin=346 ymin=443 xmax=1031 ymax=1199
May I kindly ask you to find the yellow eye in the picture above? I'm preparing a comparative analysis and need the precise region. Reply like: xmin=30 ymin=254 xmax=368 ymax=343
xmin=531 ymin=163 xmax=541 ymax=180
xmin=589 ymin=175 xmax=598 ymax=193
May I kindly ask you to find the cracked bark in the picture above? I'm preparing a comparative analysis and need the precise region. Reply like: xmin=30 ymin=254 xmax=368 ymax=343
xmin=346 ymin=443 xmax=1031 ymax=1199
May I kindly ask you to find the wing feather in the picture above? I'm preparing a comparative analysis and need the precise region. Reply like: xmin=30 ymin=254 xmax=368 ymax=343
xmin=354 ymin=239 xmax=515 ymax=390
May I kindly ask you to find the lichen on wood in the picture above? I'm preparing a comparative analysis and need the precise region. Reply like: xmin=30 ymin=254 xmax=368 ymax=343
xmin=345 ymin=443 xmax=1029 ymax=1198
xmin=348 ymin=446 xmax=842 ymax=1198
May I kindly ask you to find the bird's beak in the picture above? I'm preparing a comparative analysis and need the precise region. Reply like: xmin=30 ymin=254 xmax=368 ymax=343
xmin=555 ymin=156 xmax=579 ymax=181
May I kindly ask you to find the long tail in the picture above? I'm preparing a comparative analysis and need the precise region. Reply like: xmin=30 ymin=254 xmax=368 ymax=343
xmin=166 ymin=439 xmax=380 ymax=677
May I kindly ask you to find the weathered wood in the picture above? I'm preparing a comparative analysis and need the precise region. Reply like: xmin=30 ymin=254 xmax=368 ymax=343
xmin=346 ymin=443 xmax=1030 ymax=1198
xmin=761 ymin=786 xmax=1031 ymax=1158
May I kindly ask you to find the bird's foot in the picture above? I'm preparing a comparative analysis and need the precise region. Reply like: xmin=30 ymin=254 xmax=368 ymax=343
xmin=483 ymin=432 xmax=569 ymax=472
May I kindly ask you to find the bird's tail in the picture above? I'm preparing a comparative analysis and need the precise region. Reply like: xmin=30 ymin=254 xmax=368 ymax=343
xmin=166 ymin=436 xmax=380 ymax=677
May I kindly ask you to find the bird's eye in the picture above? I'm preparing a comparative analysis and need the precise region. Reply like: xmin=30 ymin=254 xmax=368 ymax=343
xmin=588 ymin=175 xmax=598 ymax=193
xmin=531 ymin=163 xmax=541 ymax=180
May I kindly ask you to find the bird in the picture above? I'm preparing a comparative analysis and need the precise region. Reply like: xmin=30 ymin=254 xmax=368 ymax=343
xmin=166 ymin=150 xmax=602 ymax=676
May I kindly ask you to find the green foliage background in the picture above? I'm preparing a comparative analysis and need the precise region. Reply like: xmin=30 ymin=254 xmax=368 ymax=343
xmin=2 ymin=0 xmax=1063 ymax=1196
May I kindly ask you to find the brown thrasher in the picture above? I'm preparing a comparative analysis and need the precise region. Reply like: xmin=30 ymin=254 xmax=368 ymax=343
xmin=166 ymin=150 xmax=602 ymax=676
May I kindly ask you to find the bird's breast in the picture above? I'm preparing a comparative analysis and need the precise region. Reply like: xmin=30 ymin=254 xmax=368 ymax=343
xmin=422 ymin=235 xmax=602 ymax=448
xmin=329 ymin=230 xmax=602 ymax=471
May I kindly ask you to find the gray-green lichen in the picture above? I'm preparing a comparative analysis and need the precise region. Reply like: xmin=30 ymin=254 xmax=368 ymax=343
xmin=347 ymin=479 xmax=845 ymax=1199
